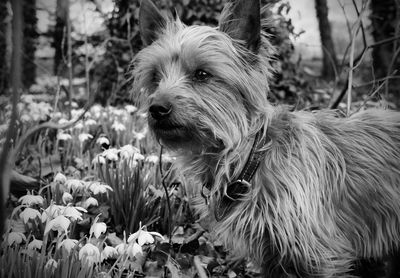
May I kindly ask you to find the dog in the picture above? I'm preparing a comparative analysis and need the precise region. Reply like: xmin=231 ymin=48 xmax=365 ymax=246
xmin=132 ymin=0 xmax=400 ymax=276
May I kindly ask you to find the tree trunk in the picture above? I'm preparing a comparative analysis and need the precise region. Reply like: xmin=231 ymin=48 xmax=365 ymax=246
xmin=315 ymin=0 xmax=338 ymax=80
xmin=53 ymin=0 xmax=68 ymax=75
xmin=22 ymin=0 xmax=38 ymax=89
xmin=0 ymin=1 xmax=10 ymax=95
xmin=370 ymin=0 xmax=400 ymax=102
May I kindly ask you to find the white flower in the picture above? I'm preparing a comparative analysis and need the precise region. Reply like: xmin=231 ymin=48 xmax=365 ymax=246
xmin=85 ymin=119 xmax=97 ymax=126
xmin=63 ymin=206 xmax=86 ymax=221
xmin=134 ymin=153 xmax=145 ymax=161
xmin=126 ymin=243 xmax=143 ymax=258
xmin=62 ymin=192 xmax=73 ymax=204
xmin=41 ymin=204 xmax=63 ymax=223
xmin=45 ymin=258 xmax=58 ymax=273
xmin=20 ymin=208 xmax=41 ymax=224
xmin=92 ymin=154 xmax=106 ymax=165
xmin=28 ymin=239 xmax=43 ymax=250
xmin=78 ymin=133 xmax=93 ymax=143
xmin=134 ymin=131 xmax=147 ymax=141
xmin=82 ymin=197 xmax=98 ymax=209
xmin=44 ymin=215 xmax=71 ymax=235
xmin=101 ymin=246 xmax=118 ymax=261
xmin=74 ymin=122 xmax=84 ymax=130
xmin=119 ymin=144 xmax=140 ymax=160
xmin=57 ymin=132 xmax=72 ymax=141
xmin=7 ymin=232 xmax=26 ymax=246
xmin=54 ymin=172 xmax=67 ymax=184
xmin=65 ymin=179 xmax=85 ymax=192
xmin=96 ymin=137 xmax=110 ymax=146
xmin=111 ymin=121 xmax=126 ymax=132
xmin=128 ymin=229 xmax=164 ymax=246
xmin=125 ymin=105 xmax=137 ymax=114
xmin=59 ymin=238 xmax=78 ymax=253
xmin=145 ymin=155 xmax=159 ymax=164
xmin=90 ymin=222 xmax=107 ymax=239
xmin=79 ymin=243 xmax=100 ymax=265
xmin=102 ymin=148 xmax=119 ymax=161
xmin=58 ymin=118 xmax=69 ymax=125
xmin=18 ymin=194 xmax=44 ymax=206
xmin=88 ymin=182 xmax=113 ymax=195
xmin=115 ymin=243 xmax=126 ymax=255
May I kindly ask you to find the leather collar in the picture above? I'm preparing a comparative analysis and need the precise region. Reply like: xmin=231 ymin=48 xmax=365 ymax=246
xmin=202 ymin=128 xmax=269 ymax=221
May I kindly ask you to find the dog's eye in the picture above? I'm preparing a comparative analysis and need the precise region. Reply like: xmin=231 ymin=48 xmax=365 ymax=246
xmin=193 ymin=69 xmax=211 ymax=81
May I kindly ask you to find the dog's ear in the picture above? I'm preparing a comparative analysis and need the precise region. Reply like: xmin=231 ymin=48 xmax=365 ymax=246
xmin=219 ymin=0 xmax=261 ymax=53
xmin=139 ymin=0 xmax=167 ymax=46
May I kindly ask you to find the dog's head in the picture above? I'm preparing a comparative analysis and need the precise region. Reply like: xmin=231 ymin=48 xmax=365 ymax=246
xmin=133 ymin=0 xmax=274 ymax=153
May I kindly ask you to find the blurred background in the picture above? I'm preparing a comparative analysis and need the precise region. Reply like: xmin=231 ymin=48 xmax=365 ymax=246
xmin=1 ymin=0 xmax=399 ymax=109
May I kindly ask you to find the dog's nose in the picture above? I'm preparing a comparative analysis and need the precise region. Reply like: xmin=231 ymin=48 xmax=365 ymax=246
xmin=149 ymin=103 xmax=172 ymax=120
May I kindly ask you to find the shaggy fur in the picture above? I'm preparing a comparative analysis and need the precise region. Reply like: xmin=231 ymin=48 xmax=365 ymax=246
xmin=133 ymin=0 xmax=400 ymax=276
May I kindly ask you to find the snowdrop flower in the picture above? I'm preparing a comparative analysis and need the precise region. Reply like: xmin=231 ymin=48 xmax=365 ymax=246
xmin=90 ymin=222 xmax=107 ymax=239
xmin=54 ymin=172 xmax=67 ymax=184
xmin=66 ymin=179 xmax=85 ymax=192
xmin=126 ymin=243 xmax=143 ymax=259
xmin=88 ymin=182 xmax=113 ymax=195
xmin=102 ymin=148 xmax=119 ymax=161
xmin=41 ymin=204 xmax=63 ymax=223
xmin=128 ymin=229 xmax=164 ymax=246
xmin=57 ymin=132 xmax=72 ymax=141
xmin=74 ymin=122 xmax=84 ymax=130
xmin=82 ymin=197 xmax=98 ymax=209
xmin=92 ymin=154 xmax=106 ymax=165
xmin=44 ymin=215 xmax=71 ymax=235
xmin=58 ymin=118 xmax=69 ymax=125
xmin=63 ymin=206 xmax=86 ymax=221
xmin=62 ymin=192 xmax=73 ymax=204
xmin=85 ymin=119 xmax=97 ymax=126
xmin=134 ymin=153 xmax=145 ymax=161
xmin=28 ymin=239 xmax=43 ymax=250
xmin=101 ymin=246 xmax=118 ymax=261
xmin=79 ymin=243 xmax=100 ymax=265
xmin=7 ymin=232 xmax=26 ymax=246
xmin=20 ymin=208 xmax=41 ymax=224
xmin=115 ymin=243 xmax=126 ymax=255
xmin=90 ymin=104 xmax=102 ymax=119
xmin=111 ymin=121 xmax=126 ymax=132
xmin=18 ymin=194 xmax=44 ymax=206
xmin=59 ymin=238 xmax=78 ymax=254
xmin=145 ymin=155 xmax=159 ymax=164
xmin=44 ymin=258 xmax=58 ymax=273
xmin=125 ymin=105 xmax=137 ymax=114
xmin=119 ymin=144 xmax=140 ymax=160
xmin=78 ymin=133 xmax=93 ymax=143
xmin=134 ymin=131 xmax=147 ymax=141
xmin=96 ymin=136 xmax=110 ymax=146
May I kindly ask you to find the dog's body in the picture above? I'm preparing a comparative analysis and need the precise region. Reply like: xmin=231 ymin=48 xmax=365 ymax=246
xmin=133 ymin=0 xmax=400 ymax=276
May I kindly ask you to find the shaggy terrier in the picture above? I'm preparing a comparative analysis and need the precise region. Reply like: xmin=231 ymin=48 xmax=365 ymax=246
xmin=132 ymin=0 xmax=400 ymax=276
